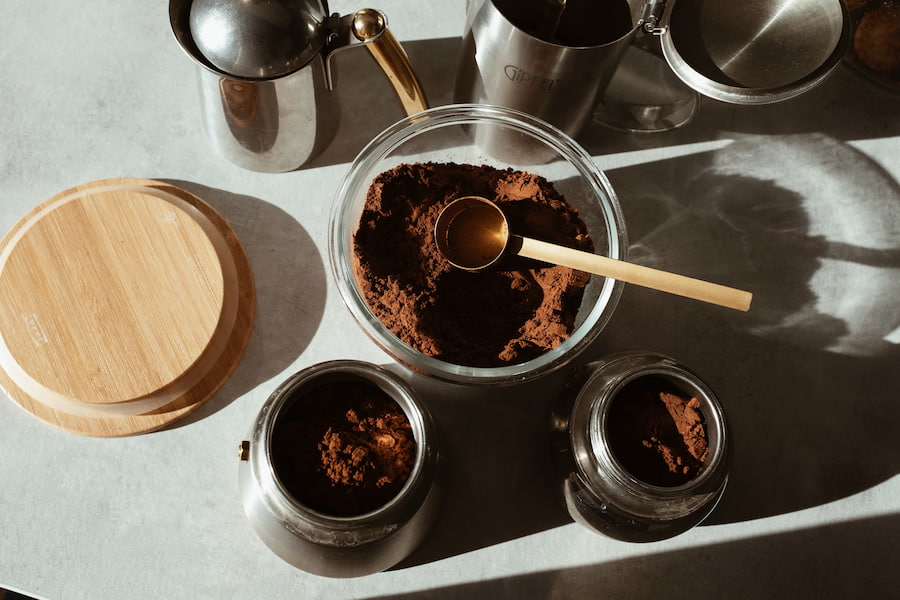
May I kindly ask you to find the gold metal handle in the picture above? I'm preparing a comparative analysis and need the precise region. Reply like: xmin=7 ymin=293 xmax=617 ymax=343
xmin=352 ymin=9 xmax=429 ymax=116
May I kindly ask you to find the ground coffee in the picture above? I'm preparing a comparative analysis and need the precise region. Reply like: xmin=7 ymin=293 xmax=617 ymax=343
xmin=271 ymin=379 xmax=416 ymax=516
xmin=607 ymin=376 xmax=709 ymax=487
xmin=353 ymin=162 xmax=593 ymax=367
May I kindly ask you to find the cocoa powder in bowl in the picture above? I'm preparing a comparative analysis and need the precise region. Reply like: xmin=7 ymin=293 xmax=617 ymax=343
xmin=352 ymin=162 xmax=594 ymax=368
xmin=607 ymin=376 xmax=710 ymax=487
xmin=270 ymin=378 xmax=417 ymax=516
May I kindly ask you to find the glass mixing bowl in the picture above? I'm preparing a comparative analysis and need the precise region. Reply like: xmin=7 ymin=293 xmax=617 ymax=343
xmin=329 ymin=104 xmax=626 ymax=385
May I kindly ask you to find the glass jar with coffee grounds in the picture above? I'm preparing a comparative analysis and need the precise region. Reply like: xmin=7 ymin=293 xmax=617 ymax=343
xmin=239 ymin=361 xmax=442 ymax=577
xmin=550 ymin=352 xmax=730 ymax=542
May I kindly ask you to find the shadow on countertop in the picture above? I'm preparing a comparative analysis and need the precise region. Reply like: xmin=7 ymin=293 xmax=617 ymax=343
xmin=376 ymin=514 xmax=900 ymax=600
xmin=0 ymin=590 xmax=39 ymax=600
xmin=160 ymin=181 xmax=328 ymax=426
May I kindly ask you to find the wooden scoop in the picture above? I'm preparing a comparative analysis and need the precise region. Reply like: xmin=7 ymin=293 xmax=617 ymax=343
xmin=434 ymin=196 xmax=752 ymax=312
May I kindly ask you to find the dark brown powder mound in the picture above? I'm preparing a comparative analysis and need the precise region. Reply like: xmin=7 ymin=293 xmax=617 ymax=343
xmin=270 ymin=379 xmax=416 ymax=516
xmin=352 ymin=162 xmax=594 ymax=367
xmin=319 ymin=408 xmax=415 ymax=488
xmin=607 ymin=376 xmax=709 ymax=487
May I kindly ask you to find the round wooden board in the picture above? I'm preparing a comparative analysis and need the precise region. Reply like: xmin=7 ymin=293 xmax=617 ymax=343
xmin=0 ymin=179 xmax=255 ymax=436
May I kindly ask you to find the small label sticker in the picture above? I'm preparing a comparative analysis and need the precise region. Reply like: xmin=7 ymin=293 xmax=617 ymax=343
xmin=23 ymin=313 xmax=49 ymax=347
xmin=161 ymin=210 xmax=180 ymax=226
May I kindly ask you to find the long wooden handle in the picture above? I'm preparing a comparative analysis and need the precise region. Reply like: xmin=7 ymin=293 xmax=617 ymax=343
xmin=517 ymin=236 xmax=752 ymax=312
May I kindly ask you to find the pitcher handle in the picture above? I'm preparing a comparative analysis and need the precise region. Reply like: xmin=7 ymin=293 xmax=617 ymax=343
xmin=351 ymin=9 xmax=429 ymax=116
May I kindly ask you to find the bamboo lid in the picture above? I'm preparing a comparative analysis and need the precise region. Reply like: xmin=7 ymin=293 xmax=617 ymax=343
xmin=0 ymin=179 xmax=255 ymax=436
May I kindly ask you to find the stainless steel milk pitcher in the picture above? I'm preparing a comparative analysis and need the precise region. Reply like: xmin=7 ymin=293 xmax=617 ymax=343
xmin=455 ymin=0 xmax=651 ymax=139
xmin=171 ymin=0 xmax=427 ymax=172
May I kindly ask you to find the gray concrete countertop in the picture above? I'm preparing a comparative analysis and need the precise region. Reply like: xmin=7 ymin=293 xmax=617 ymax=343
xmin=1 ymin=1 xmax=898 ymax=598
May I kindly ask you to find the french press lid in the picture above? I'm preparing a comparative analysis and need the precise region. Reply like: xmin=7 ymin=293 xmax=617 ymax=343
xmin=644 ymin=0 xmax=851 ymax=104
xmin=188 ymin=0 xmax=329 ymax=79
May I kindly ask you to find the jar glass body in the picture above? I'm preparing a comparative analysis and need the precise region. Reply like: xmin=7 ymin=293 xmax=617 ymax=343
xmin=551 ymin=352 xmax=730 ymax=542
